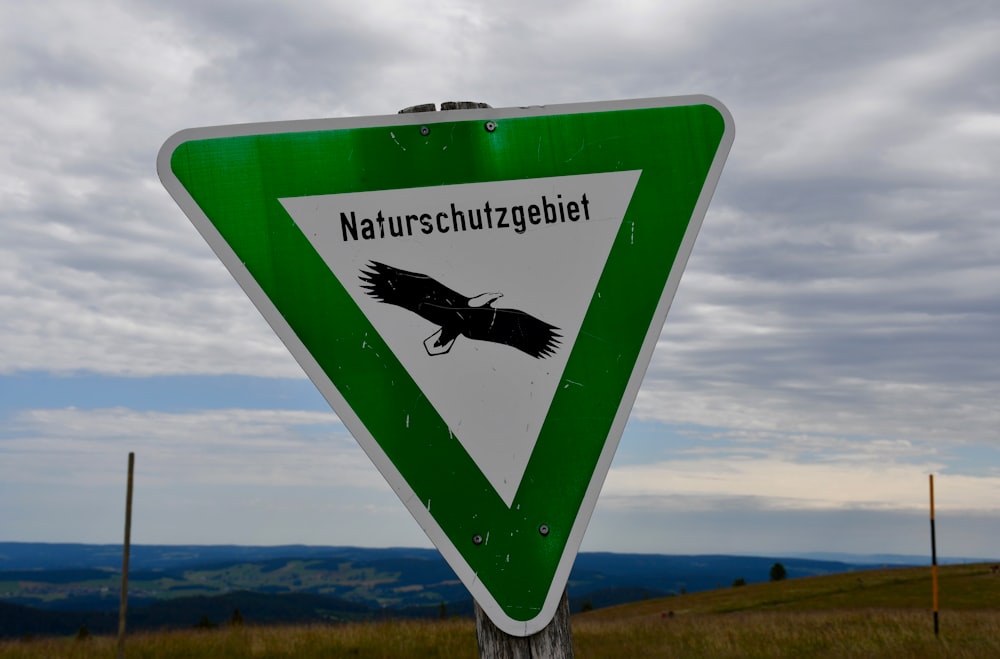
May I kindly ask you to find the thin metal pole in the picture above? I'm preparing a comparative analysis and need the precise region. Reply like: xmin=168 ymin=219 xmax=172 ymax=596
xmin=929 ymin=474 xmax=939 ymax=636
xmin=118 ymin=452 xmax=135 ymax=659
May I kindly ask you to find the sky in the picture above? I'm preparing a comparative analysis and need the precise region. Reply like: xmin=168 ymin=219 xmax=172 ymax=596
xmin=1 ymin=0 xmax=999 ymax=560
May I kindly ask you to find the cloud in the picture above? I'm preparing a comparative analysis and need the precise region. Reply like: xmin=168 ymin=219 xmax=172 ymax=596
xmin=583 ymin=499 xmax=996 ymax=556
xmin=0 ymin=406 xmax=390 ymax=490
xmin=1 ymin=0 xmax=999 ymax=552
xmin=602 ymin=457 xmax=1000 ymax=513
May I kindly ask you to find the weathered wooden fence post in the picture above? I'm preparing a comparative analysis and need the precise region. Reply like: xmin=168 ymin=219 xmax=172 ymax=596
xmin=118 ymin=452 xmax=134 ymax=659
xmin=929 ymin=474 xmax=939 ymax=636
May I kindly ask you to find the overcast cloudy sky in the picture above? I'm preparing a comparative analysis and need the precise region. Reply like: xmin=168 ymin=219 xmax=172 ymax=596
xmin=1 ymin=1 xmax=998 ymax=560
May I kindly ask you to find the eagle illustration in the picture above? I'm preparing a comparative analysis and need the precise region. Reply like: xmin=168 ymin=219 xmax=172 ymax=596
xmin=359 ymin=261 xmax=561 ymax=359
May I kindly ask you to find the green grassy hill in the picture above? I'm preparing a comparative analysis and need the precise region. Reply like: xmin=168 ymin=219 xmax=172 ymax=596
xmin=569 ymin=563 xmax=1000 ymax=658
xmin=579 ymin=562 xmax=1000 ymax=620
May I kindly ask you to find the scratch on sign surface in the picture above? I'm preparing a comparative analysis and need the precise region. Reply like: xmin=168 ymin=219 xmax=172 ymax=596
xmin=563 ymin=138 xmax=586 ymax=162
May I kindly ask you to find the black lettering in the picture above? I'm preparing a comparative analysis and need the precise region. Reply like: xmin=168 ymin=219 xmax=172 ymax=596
xmin=566 ymin=201 xmax=580 ymax=221
xmin=338 ymin=193 xmax=589 ymax=241
xmin=483 ymin=201 xmax=494 ymax=229
xmin=360 ymin=218 xmax=375 ymax=240
xmin=511 ymin=206 xmax=526 ymax=234
xmin=405 ymin=214 xmax=420 ymax=236
xmin=542 ymin=196 xmax=557 ymax=224
xmin=528 ymin=204 xmax=541 ymax=225
xmin=388 ymin=214 xmax=404 ymax=238
xmin=450 ymin=203 xmax=466 ymax=232
xmin=340 ymin=211 xmax=358 ymax=241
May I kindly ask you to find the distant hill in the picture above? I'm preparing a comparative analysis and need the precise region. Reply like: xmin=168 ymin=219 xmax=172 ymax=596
xmin=783 ymin=551 xmax=993 ymax=566
xmin=0 ymin=543 xmax=443 ymax=572
xmin=579 ymin=561 xmax=1000 ymax=621
xmin=0 ymin=542 xmax=898 ymax=638
xmin=570 ymin=552 xmax=859 ymax=594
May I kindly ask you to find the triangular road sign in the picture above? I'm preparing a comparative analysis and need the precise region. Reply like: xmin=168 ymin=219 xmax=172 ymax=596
xmin=157 ymin=96 xmax=733 ymax=636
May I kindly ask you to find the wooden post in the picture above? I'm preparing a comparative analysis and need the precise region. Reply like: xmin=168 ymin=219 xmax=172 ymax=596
xmin=399 ymin=101 xmax=492 ymax=113
xmin=475 ymin=589 xmax=574 ymax=659
xmin=929 ymin=474 xmax=939 ymax=636
xmin=118 ymin=452 xmax=135 ymax=659
xmin=397 ymin=99 xmax=567 ymax=658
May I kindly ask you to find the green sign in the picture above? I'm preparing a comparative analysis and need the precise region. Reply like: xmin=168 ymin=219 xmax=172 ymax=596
xmin=157 ymin=96 xmax=733 ymax=636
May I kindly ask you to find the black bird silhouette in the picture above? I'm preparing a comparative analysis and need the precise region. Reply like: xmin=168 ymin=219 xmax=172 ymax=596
xmin=359 ymin=261 xmax=561 ymax=358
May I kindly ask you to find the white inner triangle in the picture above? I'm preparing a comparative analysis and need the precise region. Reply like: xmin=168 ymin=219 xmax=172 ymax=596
xmin=281 ymin=171 xmax=640 ymax=506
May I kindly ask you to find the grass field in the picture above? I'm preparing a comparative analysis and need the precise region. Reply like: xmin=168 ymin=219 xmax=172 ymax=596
xmin=2 ymin=563 xmax=998 ymax=658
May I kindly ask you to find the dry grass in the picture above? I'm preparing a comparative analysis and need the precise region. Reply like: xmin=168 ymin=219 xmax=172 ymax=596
xmin=3 ymin=563 xmax=999 ymax=658
xmin=4 ymin=611 xmax=1000 ymax=658
xmin=4 ymin=612 xmax=999 ymax=658
xmin=0 ymin=619 xmax=479 ymax=659
xmin=573 ymin=610 xmax=1000 ymax=658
